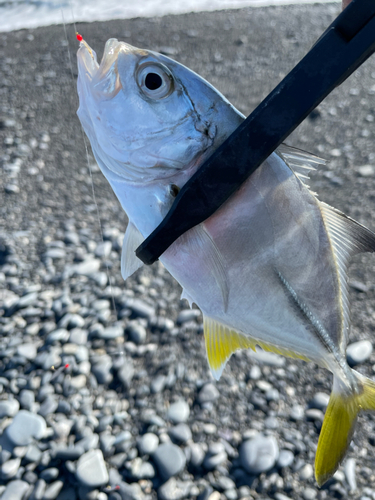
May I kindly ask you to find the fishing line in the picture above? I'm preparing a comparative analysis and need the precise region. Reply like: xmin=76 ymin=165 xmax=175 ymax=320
xmin=61 ymin=5 xmax=117 ymax=317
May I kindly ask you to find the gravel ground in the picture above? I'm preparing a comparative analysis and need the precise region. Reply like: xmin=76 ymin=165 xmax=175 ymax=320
xmin=1 ymin=3 xmax=375 ymax=500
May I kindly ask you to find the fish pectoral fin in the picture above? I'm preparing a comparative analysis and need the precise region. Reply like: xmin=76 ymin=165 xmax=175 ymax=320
xmin=187 ymin=224 xmax=229 ymax=311
xmin=315 ymin=371 xmax=375 ymax=486
xmin=121 ymin=222 xmax=144 ymax=281
xmin=204 ymin=317 xmax=256 ymax=381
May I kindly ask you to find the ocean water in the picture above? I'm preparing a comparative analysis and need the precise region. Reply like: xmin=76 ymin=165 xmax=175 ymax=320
xmin=0 ymin=0 xmax=339 ymax=33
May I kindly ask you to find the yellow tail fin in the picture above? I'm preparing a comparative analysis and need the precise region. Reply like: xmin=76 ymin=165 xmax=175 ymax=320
xmin=315 ymin=371 xmax=375 ymax=486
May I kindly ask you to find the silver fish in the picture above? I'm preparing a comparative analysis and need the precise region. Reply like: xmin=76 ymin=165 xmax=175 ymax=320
xmin=77 ymin=37 xmax=375 ymax=485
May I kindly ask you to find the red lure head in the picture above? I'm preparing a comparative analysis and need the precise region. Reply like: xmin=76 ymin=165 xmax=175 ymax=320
xmin=76 ymin=32 xmax=83 ymax=42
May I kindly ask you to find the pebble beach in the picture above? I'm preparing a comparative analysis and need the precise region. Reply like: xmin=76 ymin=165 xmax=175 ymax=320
xmin=1 ymin=3 xmax=375 ymax=500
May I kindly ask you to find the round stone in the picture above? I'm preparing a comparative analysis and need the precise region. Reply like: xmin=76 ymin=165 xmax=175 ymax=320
xmin=158 ymin=478 xmax=191 ymax=500
xmin=309 ymin=392 xmax=330 ymax=410
xmin=43 ymin=480 xmax=64 ymax=499
xmin=347 ymin=340 xmax=373 ymax=366
xmin=76 ymin=449 xmax=109 ymax=488
xmin=0 ymin=399 xmax=20 ymax=418
xmin=197 ymin=383 xmax=219 ymax=404
xmin=302 ymin=487 xmax=317 ymax=500
xmin=138 ymin=433 xmax=159 ymax=455
xmin=167 ymin=400 xmax=190 ymax=424
xmin=152 ymin=443 xmax=186 ymax=481
xmin=5 ymin=410 xmax=46 ymax=446
xmin=299 ymin=463 xmax=314 ymax=480
xmin=1 ymin=480 xmax=30 ymax=500
xmin=168 ymin=424 xmax=192 ymax=444
xmin=127 ymin=321 xmax=147 ymax=344
xmin=344 ymin=457 xmax=357 ymax=492
xmin=240 ymin=435 xmax=279 ymax=474
xmin=16 ymin=343 xmax=37 ymax=360
xmin=0 ymin=458 xmax=21 ymax=480
xmin=276 ymin=450 xmax=294 ymax=469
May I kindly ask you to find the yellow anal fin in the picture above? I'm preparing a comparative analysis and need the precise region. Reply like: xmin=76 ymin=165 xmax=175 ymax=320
xmin=203 ymin=317 xmax=309 ymax=380
xmin=315 ymin=372 xmax=375 ymax=487
xmin=204 ymin=317 xmax=256 ymax=380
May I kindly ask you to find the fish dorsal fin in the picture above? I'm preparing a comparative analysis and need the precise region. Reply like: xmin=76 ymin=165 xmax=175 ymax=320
xmin=320 ymin=202 xmax=375 ymax=344
xmin=277 ymin=144 xmax=326 ymax=188
xmin=204 ymin=316 xmax=310 ymax=380
xmin=204 ymin=317 xmax=256 ymax=380
xmin=121 ymin=222 xmax=144 ymax=281
xmin=184 ymin=225 xmax=229 ymax=311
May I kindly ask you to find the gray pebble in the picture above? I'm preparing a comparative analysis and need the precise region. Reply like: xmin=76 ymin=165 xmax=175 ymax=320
xmin=169 ymin=424 xmax=192 ymax=444
xmin=24 ymin=444 xmax=42 ymax=464
xmin=309 ymin=392 xmax=330 ymax=410
xmin=302 ymin=487 xmax=317 ymax=500
xmin=64 ymin=231 xmax=79 ymax=245
xmin=92 ymin=356 xmax=113 ymax=385
xmin=69 ymin=328 xmax=88 ymax=344
xmin=127 ymin=321 xmax=146 ymax=344
xmin=70 ymin=258 xmax=101 ymax=276
xmin=305 ymin=409 xmax=324 ymax=422
xmin=197 ymin=383 xmax=219 ymax=404
xmin=289 ymin=404 xmax=304 ymax=421
xmin=1 ymin=480 xmax=30 ymax=500
xmin=0 ymin=457 xmax=21 ymax=480
xmin=6 ymin=410 xmax=46 ymax=446
xmin=167 ymin=400 xmax=190 ymax=424
xmin=176 ymin=309 xmax=201 ymax=324
xmin=127 ymin=298 xmax=155 ymax=319
xmin=248 ymin=365 xmax=261 ymax=380
xmin=150 ymin=374 xmax=166 ymax=393
xmin=358 ymin=164 xmax=375 ymax=177
xmin=76 ymin=449 xmax=109 ymax=488
xmin=16 ymin=342 xmax=37 ymax=360
xmin=138 ymin=433 xmax=159 ymax=455
xmin=38 ymin=396 xmax=58 ymax=417
xmin=347 ymin=340 xmax=373 ymax=366
xmin=152 ymin=443 xmax=186 ymax=481
xmin=40 ymin=467 xmax=59 ymax=482
xmin=203 ymin=450 xmax=227 ymax=470
xmin=299 ymin=463 xmax=314 ymax=480
xmin=158 ymin=478 xmax=191 ymax=500
xmin=0 ymin=399 xmax=20 ymax=418
xmin=277 ymin=450 xmax=294 ymax=469
xmin=102 ymin=325 xmax=124 ymax=340
xmin=264 ymin=416 xmax=279 ymax=429
xmin=129 ymin=457 xmax=155 ymax=479
xmin=43 ymin=480 xmax=64 ymax=499
xmin=19 ymin=389 xmax=35 ymax=410
xmin=344 ymin=457 xmax=357 ymax=492
xmin=240 ymin=435 xmax=279 ymax=474
xmin=44 ymin=248 xmax=66 ymax=260
xmin=46 ymin=328 xmax=69 ymax=344
xmin=117 ymin=362 xmax=134 ymax=388
xmin=189 ymin=443 xmax=205 ymax=468
xmin=95 ymin=241 xmax=112 ymax=258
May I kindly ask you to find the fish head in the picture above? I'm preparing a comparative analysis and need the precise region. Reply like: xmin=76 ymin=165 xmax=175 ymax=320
xmin=77 ymin=38 xmax=244 ymax=186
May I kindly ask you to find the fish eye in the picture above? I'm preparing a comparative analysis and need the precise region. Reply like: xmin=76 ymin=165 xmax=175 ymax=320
xmin=136 ymin=63 xmax=174 ymax=100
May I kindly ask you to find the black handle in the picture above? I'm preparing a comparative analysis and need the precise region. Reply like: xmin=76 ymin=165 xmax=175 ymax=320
xmin=136 ymin=0 xmax=375 ymax=265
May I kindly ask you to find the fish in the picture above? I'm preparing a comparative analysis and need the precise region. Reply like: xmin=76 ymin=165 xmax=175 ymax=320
xmin=76 ymin=37 xmax=375 ymax=485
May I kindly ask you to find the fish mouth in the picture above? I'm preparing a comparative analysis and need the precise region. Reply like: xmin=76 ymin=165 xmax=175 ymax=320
xmin=77 ymin=38 xmax=129 ymax=98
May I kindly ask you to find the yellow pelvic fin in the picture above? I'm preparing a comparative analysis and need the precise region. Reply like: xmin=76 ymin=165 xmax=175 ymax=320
xmin=315 ymin=372 xmax=375 ymax=487
xmin=203 ymin=317 xmax=309 ymax=381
